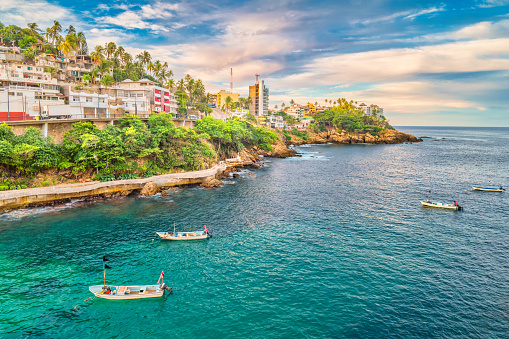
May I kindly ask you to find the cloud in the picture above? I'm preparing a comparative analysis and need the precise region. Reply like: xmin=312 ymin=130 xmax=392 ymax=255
xmin=0 ymin=0 xmax=74 ymax=27
xmin=352 ymin=5 xmax=446 ymax=25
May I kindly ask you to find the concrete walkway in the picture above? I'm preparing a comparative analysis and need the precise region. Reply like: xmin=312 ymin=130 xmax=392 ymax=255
xmin=0 ymin=164 xmax=226 ymax=210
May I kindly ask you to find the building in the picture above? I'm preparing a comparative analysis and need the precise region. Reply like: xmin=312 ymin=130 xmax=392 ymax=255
xmin=269 ymin=115 xmax=285 ymax=129
xmin=115 ymin=79 xmax=178 ymax=115
xmin=216 ymin=90 xmax=239 ymax=110
xmin=208 ymin=94 xmax=217 ymax=108
xmin=0 ymin=46 xmax=24 ymax=62
xmin=36 ymin=54 xmax=97 ymax=82
xmin=357 ymin=103 xmax=384 ymax=116
xmin=286 ymin=105 xmax=305 ymax=120
xmin=67 ymin=79 xmax=179 ymax=118
xmin=248 ymin=80 xmax=269 ymax=116
xmin=0 ymin=64 xmax=66 ymax=121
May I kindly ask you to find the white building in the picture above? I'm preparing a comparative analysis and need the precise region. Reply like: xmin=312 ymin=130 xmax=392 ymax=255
xmin=0 ymin=64 xmax=66 ymax=121
xmin=269 ymin=115 xmax=285 ymax=129
xmin=286 ymin=105 xmax=305 ymax=120
xmin=115 ymin=79 xmax=178 ymax=115
xmin=67 ymin=78 xmax=179 ymax=118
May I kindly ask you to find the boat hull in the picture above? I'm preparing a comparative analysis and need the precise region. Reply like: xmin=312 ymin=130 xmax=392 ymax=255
xmin=420 ymin=200 xmax=459 ymax=210
xmin=472 ymin=186 xmax=504 ymax=192
xmin=156 ymin=231 xmax=209 ymax=241
xmin=89 ymin=285 xmax=164 ymax=300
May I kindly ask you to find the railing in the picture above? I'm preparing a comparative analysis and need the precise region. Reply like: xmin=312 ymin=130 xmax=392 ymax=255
xmin=1 ymin=112 xmax=199 ymax=122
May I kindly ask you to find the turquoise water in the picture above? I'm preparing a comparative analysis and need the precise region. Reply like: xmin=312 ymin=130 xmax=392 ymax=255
xmin=1 ymin=127 xmax=509 ymax=338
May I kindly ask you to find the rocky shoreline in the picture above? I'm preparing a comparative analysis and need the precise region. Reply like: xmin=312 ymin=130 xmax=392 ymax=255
xmin=0 ymin=128 xmax=420 ymax=213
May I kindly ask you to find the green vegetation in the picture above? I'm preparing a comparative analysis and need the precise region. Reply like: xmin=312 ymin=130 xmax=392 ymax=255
xmin=0 ymin=115 xmax=279 ymax=190
xmin=313 ymin=98 xmax=391 ymax=134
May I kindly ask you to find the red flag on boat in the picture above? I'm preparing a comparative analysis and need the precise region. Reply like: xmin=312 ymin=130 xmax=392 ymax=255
xmin=157 ymin=270 xmax=164 ymax=284
xmin=204 ymin=225 xmax=208 ymax=233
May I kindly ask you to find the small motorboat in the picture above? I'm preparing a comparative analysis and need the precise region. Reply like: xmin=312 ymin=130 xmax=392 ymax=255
xmin=420 ymin=200 xmax=463 ymax=211
xmin=156 ymin=224 xmax=212 ymax=241
xmin=472 ymin=186 xmax=504 ymax=192
xmin=89 ymin=258 xmax=172 ymax=300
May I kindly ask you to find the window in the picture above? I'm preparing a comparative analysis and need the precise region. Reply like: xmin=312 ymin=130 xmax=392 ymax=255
xmin=100 ymin=99 xmax=105 ymax=103
xmin=28 ymin=67 xmax=33 ymax=70
xmin=72 ymin=97 xmax=78 ymax=102
xmin=86 ymin=97 xmax=92 ymax=102
xmin=8 ymin=92 xmax=14 ymax=96
xmin=17 ymin=93 xmax=23 ymax=96
xmin=36 ymin=68 xmax=42 ymax=72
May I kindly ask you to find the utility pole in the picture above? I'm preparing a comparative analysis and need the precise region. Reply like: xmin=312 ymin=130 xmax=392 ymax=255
xmin=7 ymin=87 xmax=10 ymax=122
xmin=230 ymin=68 xmax=233 ymax=94
xmin=38 ymin=89 xmax=42 ymax=120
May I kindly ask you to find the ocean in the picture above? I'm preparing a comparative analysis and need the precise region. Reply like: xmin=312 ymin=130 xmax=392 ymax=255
xmin=1 ymin=127 xmax=508 ymax=338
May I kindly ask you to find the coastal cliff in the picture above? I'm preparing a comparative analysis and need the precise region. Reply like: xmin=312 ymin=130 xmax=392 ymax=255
xmin=286 ymin=129 xmax=421 ymax=145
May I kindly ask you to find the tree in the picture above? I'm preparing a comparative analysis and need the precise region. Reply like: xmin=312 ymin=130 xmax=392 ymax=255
xmin=106 ymin=42 xmax=116 ymax=59
xmin=90 ymin=45 xmax=105 ymax=63
xmin=65 ymin=25 xmax=76 ymax=34
xmin=49 ymin=20 xmax=62 ymax=46
xmin=290 ymin=99 xmax=295 ymax=105
xmin=76 ymin=32 xmax=87 ymax=55
xmin=58 ymin=32 xmax=77 ymax=56
xmin=18 ymin=36 xmax=37 ymax=49
xmin=27 ymin=23 xmax=42 ymax=39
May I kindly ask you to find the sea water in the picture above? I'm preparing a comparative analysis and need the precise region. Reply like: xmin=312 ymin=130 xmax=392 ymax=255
xmin=1 ymin=127 xmax=508 ymax=338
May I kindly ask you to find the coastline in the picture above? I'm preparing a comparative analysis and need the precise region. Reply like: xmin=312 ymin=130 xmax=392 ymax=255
xmin=0 ymin=128 xmax=420 ymax=212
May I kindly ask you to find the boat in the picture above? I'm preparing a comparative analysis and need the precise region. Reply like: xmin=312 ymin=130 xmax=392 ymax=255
xmin=156 ymin=230 xmax=210 ymax=240
xmin=89 ymin=258 xmax=172 ymax=300
xmin=472 ymin=186 xmax=504 ymax=192
xmin=89 ymin=283 xmax=171 ymax=300
xmin=156 ymin=224 xmax=212 ymax=241
xmin=420 ymin=200 xmax=463 ymax=210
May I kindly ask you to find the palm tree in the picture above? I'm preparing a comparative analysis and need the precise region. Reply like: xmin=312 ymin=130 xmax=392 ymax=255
xmin=324 ymin=99 xmax=328 ymax=106
xmin=45 ymin=28 xmax=52 ymax=43
xmin=50 ymin=21 xmax=62 ymax=46
xmin=314 ymin=101 xmax=318 ymax=106
xmin=274 ymin=104 xmax=278 ymax=110
xmin=75 ymin=32 xmax=87 ymax=55
xmin=27 ymin=23 xmax=42 ymax=39
xmin=146 ymin=61 xmax=154 ymax=75
xmin=290 ymin=99 xmax=295 ymax=105
xmin=281 ymin=102 xmax=286 ymax=108
xmin=245 ymin=96 xmax=252 ymax=110
xmin=223 ymin=95 xmax=233 ymax=118
xmin=100 ymin=75 xmax=115 ymax=116
xmin=137 ymin=50 xmax=151 ymax=68
xmin=106 ymin=42 xmax=116 ymax=59
xmin=90 ymin=45 xmax=105 ymax=63
xmin=164 ymin=79 xmax=176 ymax=91
xmin=122 ymin=52 xmax=132 ymax=65
xmin=65 ymin=25 xmax=76 ymax=34
xmin=58 ymin=32 xmax=77 ymax=56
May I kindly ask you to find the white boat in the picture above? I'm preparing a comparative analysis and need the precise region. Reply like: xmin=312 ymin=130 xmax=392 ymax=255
xmin=156 ymin=230 xmax=210 ymax=240
xmin=472 ymin=186 xmax=504 ymax=192
xmin=420 ymin=200 xmax=463 ymax=210
xmin=89 ymin=259 xmax=171 ymax=300
xmin=89 ymin=284 xmax=170 ymax=300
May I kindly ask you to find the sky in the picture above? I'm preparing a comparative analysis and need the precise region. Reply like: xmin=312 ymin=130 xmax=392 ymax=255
xmin=1 ymin=0 xmax=509 ymax=126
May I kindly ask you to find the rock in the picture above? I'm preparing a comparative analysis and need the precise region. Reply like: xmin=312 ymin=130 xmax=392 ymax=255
xmin=140 ymin=182 xmax=158 ymax=196
xmin=251 ymin=163 xmax=261 ymax=169
xmin=160 ymin=190 xmax=168 ymax=197
xmin=200 ymin=177 xmax=223 ymax=188
xmin=119 ymin=189 xmax=133 ymax=196
xmin=248 ymin=173 xmax=256 ymax=178
xmin=233 ymin=173 xmax=242 ymax=178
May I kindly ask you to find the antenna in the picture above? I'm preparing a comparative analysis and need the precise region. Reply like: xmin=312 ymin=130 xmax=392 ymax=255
xmin=255 ymin=73 xmax=260 ymax=82
xmin=230 ymin=68 xmax=233 ymax=94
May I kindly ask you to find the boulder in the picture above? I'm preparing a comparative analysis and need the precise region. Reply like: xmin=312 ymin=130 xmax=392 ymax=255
xmin=251 ymin=163 xmax=261 ymax=169
xmin=233 ymin=173 xmax=242 ymax=178
xmin=140 ymin=182 xmax=158 ymax=196
xmin=200 ymin=177 xmax=224 ymax=188
xmin=160 ymin=190 xmax=168 ymax=197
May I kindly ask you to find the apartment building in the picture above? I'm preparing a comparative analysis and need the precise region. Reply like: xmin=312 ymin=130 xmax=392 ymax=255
xmin=286 ymin=105 xmax=305 ymax=120
xmin=248 ymin=80 xmax=269 ymax=116
xmin=0 ymin=64 xmax=66 ymax=121
xmin=116 ymin=79 xmax=178 ymax=114
xmin=216 ymin=90 xmax=239 ymax=110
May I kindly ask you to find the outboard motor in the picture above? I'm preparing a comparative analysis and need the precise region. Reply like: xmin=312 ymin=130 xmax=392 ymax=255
xmin=207 ymin=231 xmax=212 ymax=238
xmin=160 ymin=283 xmax=173 ymax=293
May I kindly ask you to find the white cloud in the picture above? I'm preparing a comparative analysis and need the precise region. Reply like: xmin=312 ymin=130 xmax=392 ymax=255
xmin=352 ymin=5 xmax=446 ymax=25
xmin=0 ymin=0 xmax=74 ymax=28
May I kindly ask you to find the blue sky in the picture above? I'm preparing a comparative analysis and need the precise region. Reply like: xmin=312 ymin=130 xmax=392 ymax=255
xmin=1 ymin=0 xmax=509 ymax=126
